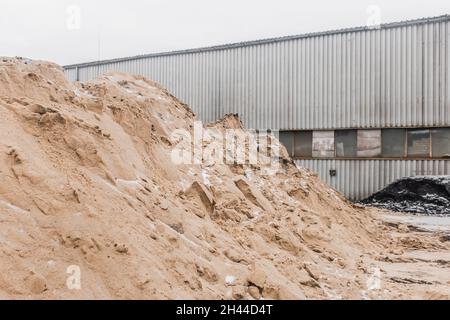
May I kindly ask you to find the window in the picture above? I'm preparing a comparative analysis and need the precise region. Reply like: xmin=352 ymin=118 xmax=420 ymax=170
xmin=407 ymin=129 xmax=430 ymax=157
xmin=431 ymin=128 xmax=450 ymax=158
xmin=335 ymin=130 xmax=357 ymax=157
xmin=312 ymin=131 xmax=334 ymax=158
xmin=279 ymin=127 xmax=449 ymax=160
xmin=382 ymin=129 xmax=406 ymax=157
xmin=294 ymin=131 xmax=313 ymax=157
xmin=279 ymin=131 xmax=294 ymax=156
xmin=357 ymin=130 xmax=381 ymax=157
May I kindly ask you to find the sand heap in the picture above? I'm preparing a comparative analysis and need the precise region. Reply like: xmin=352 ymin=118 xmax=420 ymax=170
xmin=0 ymin=57 xmax=448 ymax=300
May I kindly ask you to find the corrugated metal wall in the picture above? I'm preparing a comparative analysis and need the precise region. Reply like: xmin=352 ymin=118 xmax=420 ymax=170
xmin=64 ymin=16 xmax=450 ymax=200
xmin=64 ymin=67 xmax=78 ymax=83
xmin=64 ymin=16 xmax=450 ymax=130
xmin=296 ymin=159 xmax=450 ymax=200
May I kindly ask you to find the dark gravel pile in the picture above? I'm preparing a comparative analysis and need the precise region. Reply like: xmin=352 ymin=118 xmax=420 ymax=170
xmin=361 ymin=176 xmax=450 ymax=215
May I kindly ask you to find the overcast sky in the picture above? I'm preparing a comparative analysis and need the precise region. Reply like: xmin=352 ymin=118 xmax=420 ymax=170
xmin=1 ymin=0 xmax=449 ymax=66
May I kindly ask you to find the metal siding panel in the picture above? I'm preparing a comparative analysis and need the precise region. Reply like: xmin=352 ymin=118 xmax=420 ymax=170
xmin=64 ymin=68 xmax=77 ymax=81
xmin=447 ymin=22 xmax=450 ymax=123
xmin=62 ymin=20 xmax=441 ymax=130
xmin=295 ymin=159 xmax=450 ymax=200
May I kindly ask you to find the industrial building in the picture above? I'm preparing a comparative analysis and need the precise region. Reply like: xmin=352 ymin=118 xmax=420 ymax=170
xmin=64 ymin=15 xmax=450 ymax=200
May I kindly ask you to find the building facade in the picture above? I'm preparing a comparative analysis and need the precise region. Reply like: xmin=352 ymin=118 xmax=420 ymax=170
xmin=64 ymin=15 xmax=450 ymax=200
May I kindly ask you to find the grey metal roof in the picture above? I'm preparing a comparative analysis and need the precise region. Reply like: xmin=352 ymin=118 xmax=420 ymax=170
xmin=64 ymin=14 xmax=450 ymax=69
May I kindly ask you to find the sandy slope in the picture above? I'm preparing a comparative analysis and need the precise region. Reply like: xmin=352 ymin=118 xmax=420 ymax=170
xmin=0 ymin=57 xmax=448 ymax=299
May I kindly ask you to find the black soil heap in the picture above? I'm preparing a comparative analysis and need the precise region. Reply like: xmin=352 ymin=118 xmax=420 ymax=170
xmin=361 ymin=176 xmax=450 ymax=215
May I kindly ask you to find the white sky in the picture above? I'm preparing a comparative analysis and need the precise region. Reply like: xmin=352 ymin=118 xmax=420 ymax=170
xmin=1 ymin=0 xmax=449 ymax=65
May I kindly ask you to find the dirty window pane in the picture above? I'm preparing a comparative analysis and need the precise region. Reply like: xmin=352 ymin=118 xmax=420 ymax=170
xmin=357 ymin=130 xmax=381 ymax=157
xmin=382 ymin=129 xmax=406 ymax=157
xmin=312 ymin=131 xmax=334 ymax=158
xmin=407 ymin=129 xmax=430 ymax=157
xmin=279 ymin=131 xmax=294 ymax=156
xmin=335 ymin=130 xmax=357 ymax=158
xmin=431 ymin=128 xmax=450 ymax=158
xmin=294 ymin=131 xmax=312 ymax=157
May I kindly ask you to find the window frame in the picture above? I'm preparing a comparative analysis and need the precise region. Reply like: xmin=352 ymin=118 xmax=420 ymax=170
xmin=431 ymin=128 xmax=450 ymax=158
xmin=406 ymin=129 xmax=432 ymax=158
xmin=293 ymin=131 xmax=313 ymax=158
xmin=357 ymin=129 xmax=382 ymax=158
xmin=278 ymin=127 xmax=450 ymax=160
xmin=381 ymin=128 xmax=407 ymax=159
xmin=335 ymin=129 xmax=358 ymax=158
xmin=312 ymin=130 xmax=335 ymax=158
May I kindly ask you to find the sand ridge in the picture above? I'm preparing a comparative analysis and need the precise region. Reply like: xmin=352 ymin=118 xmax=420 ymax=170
xmin=0 ymin=57 xmax=448 ymax=299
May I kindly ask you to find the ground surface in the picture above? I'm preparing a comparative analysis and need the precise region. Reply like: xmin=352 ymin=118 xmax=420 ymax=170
xmin=375 ymin=212 xmax=450 ymax=299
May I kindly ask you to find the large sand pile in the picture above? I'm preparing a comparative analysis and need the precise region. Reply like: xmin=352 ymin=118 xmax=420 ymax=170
xmin=0 ymin=57 xmax=448 ymax=299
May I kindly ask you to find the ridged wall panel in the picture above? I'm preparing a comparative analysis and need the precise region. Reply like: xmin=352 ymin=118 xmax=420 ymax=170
xmin=296 ymin=159 xmax=450 ymax=200
xmin=64 ymin=16 xmax=450 ymax=130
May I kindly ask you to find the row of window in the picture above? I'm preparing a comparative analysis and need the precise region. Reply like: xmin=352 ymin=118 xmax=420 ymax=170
xmin=279 ymin=128 xmax=450 ymax=159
